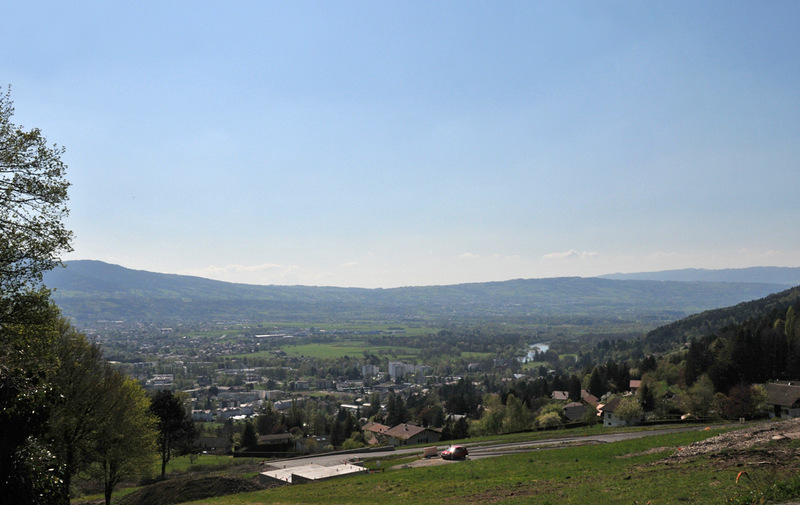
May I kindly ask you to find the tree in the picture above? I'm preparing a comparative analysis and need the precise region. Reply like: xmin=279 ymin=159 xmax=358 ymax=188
xmin=637 ymin=381 xmax=656 ymax=411
xmin=256 ymin=401 xmax=281 ymax=435
xmin=683 ymin=374 xmax=715 ymax=418
xmin=714 ymin=383 xmax=761 ymax=420
xmin=149 ymin=390 xmax=198 ymax=479
xmin=48 ymin=320 xmax=110 ymax=500
xmin=385 ymin=391 xmax=407 ymax=426
xmin=240 ymin=420 xmax=258 ymax=450
xmin=786 ymin=306 xmax=797 ymax=340
xmin=615 ymin=398 xmax=644 ymax=425
xmin=92 ymin=372 xmax=157 ymax=505
xmin=0 ymin=87 xmax=72 ymax=324
xmin=0 ymin=87 xmax=72 ymax=504
xmin=567 ymin=374 xmax=582 ymax=402
xmin=536 ymin=411 xmax=562 ymax=428
xmin=587 ymin=367 xmax=606 ymax=398
xmin=502 ymin=394 xmax=532 ymax=433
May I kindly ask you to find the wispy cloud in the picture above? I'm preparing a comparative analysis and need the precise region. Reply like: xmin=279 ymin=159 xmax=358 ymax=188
xmin=543 ymin=250 xmax=599 ymax=260
xmin=200 ymin=263 xmax=284 ymax=274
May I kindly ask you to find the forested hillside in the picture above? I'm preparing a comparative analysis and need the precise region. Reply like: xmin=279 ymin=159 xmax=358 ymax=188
xmin=644 ymin=284 xmax=800 ymax=351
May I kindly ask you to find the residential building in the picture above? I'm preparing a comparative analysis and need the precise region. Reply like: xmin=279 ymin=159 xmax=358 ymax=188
xmin=601 ymin=397 xmax=642 ymax=427
xmin=362 ymin=364 xmax=380 ymax=378
xmin=563 ymin=402 xmax=587 ymax=422
xmin=384 ymin=423 xmax=441 ymax=446
xmin=766 ymin=381 xmax=800 ymax=419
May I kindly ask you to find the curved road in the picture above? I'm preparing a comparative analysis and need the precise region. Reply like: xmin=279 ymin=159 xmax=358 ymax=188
xmin=266 ymin=425 xmax=714 ymax=470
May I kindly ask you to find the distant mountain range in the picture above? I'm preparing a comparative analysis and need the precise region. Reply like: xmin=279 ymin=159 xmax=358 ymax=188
xmin=600 ymin=266 xmax=800 ymax=285
xmin=42 ymin=260 xmax=796 ymax=326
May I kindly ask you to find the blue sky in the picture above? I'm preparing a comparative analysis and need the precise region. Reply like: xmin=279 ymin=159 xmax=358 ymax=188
xmin=5 ymin=2 xmax=799 ymax=288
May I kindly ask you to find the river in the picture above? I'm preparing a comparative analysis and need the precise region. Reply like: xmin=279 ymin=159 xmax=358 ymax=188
xmin=521 ymin=342 xmax=549 ymax=363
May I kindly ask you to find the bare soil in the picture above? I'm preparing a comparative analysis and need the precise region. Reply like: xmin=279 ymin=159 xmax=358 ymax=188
xmin=656 ymin=418 xmax=800 ymax=470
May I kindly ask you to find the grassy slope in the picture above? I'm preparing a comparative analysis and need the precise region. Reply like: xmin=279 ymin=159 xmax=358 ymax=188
xmin=180 ymin=428 xmax=790 ymax=505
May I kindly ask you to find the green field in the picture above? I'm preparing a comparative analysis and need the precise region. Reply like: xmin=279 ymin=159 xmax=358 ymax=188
xmin=280 ymin=343 xmax=420 ymax=360
xmin=177 ymin=427 xmax=800 ymax=505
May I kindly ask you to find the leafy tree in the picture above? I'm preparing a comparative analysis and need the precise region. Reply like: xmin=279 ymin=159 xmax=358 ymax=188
xmin=0 ymin=87 xmax=72 ymax=504
xmin=786 ymin=306 xmax=797 ymax=340
xmin=683 ymin=374 xmax=715 ymax=418
xmin=149 ymin=390 xmax=198 ymax=479
xmin=714 ymin=383 xmax=760 ymax=420
xmin=535 ymin=411 xmax=562 ymax=428
xmin=502 ymin=394 xmax=532 ymax=433
xmin=0 ymin=86 xmax=72 ymax=324
xmin=0 ymin=310 xmax=63 ymax=504
xmin=615 ymin=398 xmax=644 ymax=425
xmin=48 ymin=320 xmax=110 ymax=500
xmin=341 ymin=432 xmax=367 ymax=450
xmin=471 ymin=394 xmax=505 ymax=436
xmin=92 ymin=372 xmax=157 ymax=505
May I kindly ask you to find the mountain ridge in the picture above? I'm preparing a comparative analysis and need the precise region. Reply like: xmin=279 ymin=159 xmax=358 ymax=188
xmin=600 ymin=266 xmax=800 ymax=285
xmin=43 ymin=260 xmax=793 ymax=326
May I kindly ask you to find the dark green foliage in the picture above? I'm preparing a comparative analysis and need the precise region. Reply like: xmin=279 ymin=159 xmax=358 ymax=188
xmin=440 ymin=378 xmax=482 ymax=418
xmin=637 ymin=382 xmax=655 ymax=411
xmin=567 ymin=374 xmax=582 ymax=402
xmin=0 ymin=88 xmax=72 ymax=504
xmin=256 ymin=402 xmax=281 ymax=435
xmin=149 ymin=390 xmax=198 ymax=479
xmin=645 ymin=284 xmax=800 ymax=351
xmin=48 ymin=320 xmax=111 ymax=498
xmin=441 ymin=416 xmax=470 ymax=441
xmin=240 ymin=421 xmax=257 ymax=449
xmin=385 ymin=392 xmax=408 ymax=426
xmin=588 ymin=367 xmax=606 ymax=398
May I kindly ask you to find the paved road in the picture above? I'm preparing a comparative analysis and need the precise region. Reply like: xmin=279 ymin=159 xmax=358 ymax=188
xmin=266 ymin=425 xmax=714 ymax=470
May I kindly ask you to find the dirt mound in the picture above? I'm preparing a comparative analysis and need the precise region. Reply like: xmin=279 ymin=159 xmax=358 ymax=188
xmin=117 ymin=475 xmax=279 ymax=505
xmin=658 ymin=418 xmax=800 ymax=468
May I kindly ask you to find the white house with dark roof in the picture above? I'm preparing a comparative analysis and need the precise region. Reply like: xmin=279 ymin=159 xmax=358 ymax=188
xmin=766 ymin=382 xmax=800 ymax=419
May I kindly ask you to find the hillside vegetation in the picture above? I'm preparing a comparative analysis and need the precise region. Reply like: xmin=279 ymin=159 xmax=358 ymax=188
xmin=644 ymin=283 xmax=800 ymax=350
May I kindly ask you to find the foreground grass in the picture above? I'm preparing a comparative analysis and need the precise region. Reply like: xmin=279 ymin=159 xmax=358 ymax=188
xmin=180 ymin=428 xmax=796 ymax=505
